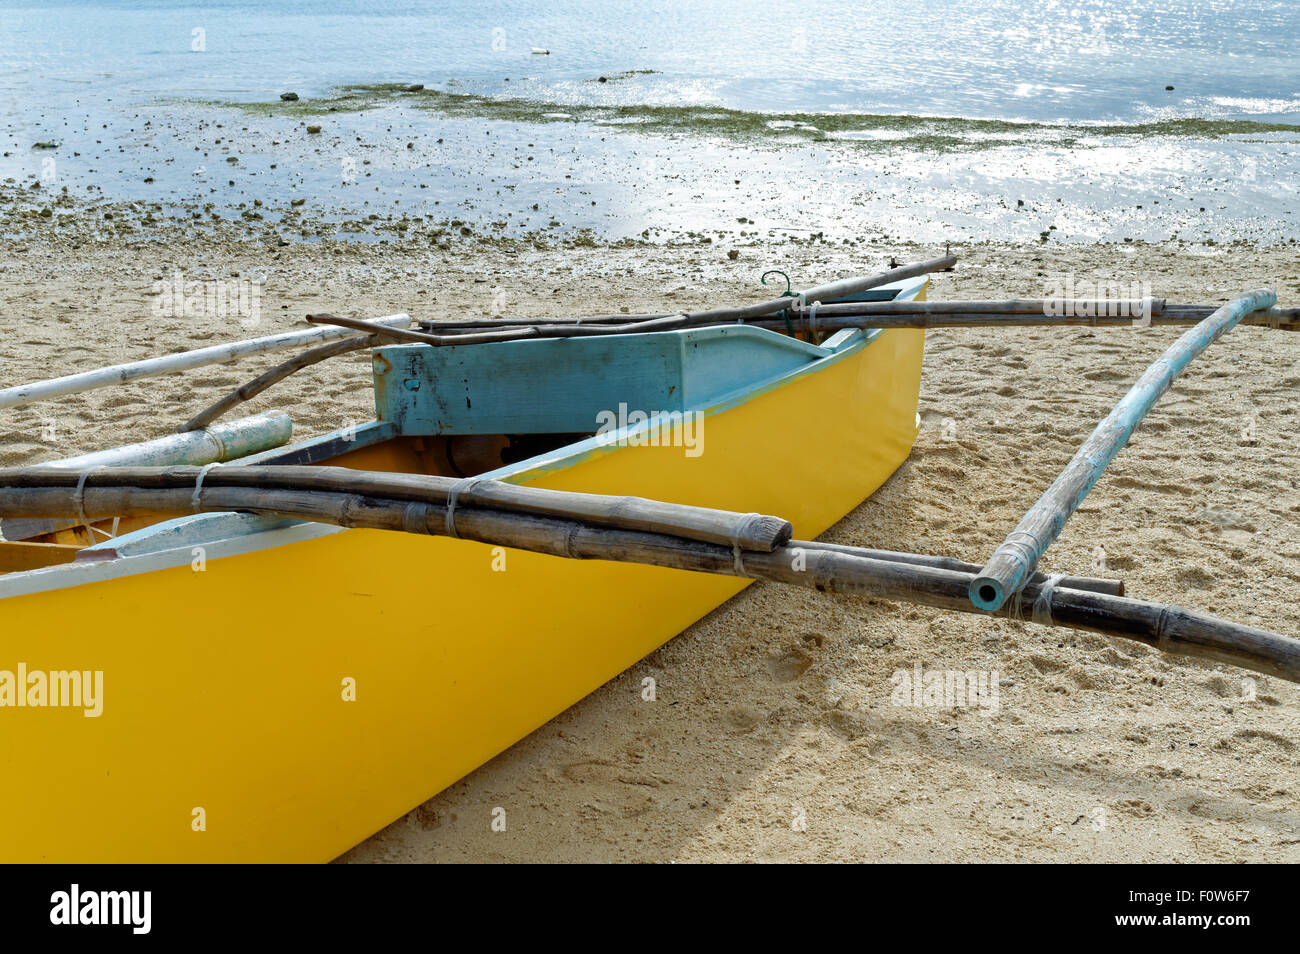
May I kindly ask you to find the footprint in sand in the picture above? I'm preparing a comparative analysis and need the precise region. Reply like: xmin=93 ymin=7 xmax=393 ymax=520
xmin=1201 ymin=674 xmax=1236 ymax=697
xmin=1227 ymin=729 xmax=1294 ymax=753
xmin=1173 ymin=566 xmax=1216 ymax=588
xmin=1083 ymin=368 xmax=1129 ymax=381
xmin=767 ymin=647 xmax=813 ymax=683
xmin=726 ymin=704 xmax=765 ymax=732
xmin=1029 ymin=654 xmax=1068 ymax=675
xmin=406 ymin=802 xmax=442 ymax=831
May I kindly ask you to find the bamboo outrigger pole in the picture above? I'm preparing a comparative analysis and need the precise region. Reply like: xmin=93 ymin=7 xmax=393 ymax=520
xmin=791 ymin=299 xmax=1298 ymax=321
xmin=0 ymin=472 xmax=1292 ymax=682
xmin=774 ymin=310 xmax=1298 ymax=331
xmin=0 ymin=315 xmax=410 ymax=411
xmin=969 ymin=289 xmax=1278 ymax=612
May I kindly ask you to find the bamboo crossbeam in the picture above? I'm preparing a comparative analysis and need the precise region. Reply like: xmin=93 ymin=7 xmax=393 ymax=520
xmin=0 ymin=465 xmax=794 ymax=553
xmin=0 ymin=478 xmax=1292 ymax=682
xmin=305 ymin=311 xmax=687 ymax=347
xmin=175 ymin=294 xmax=1298 ymax=443
xmin=179 ymin=336 xmax=382 ymax=433
xmin=787 ymin=302 xmax=1296 ymax=323
xmin=787 ymin=299 xmax=1298 ymax=330
xmin=777 ymin=311 xmax=1299 ymax=331
xmin=526 ymin=303 xmax=1295 ymax=332
xmin=795 ymin=541 xmax=1124 ymax=596
xmin=0 ymin=315 xmax=410 ymax=411
xmin=1163 ymin=305 xmax=1299 ymax=321
xmin=411 ymin=303 xmax=1297 ymax=338
xmin=0 ymin=466 xmax=1123 ymax=594
xmin=969 ymin=289 xmax=1279 ymax=612
xmin=792 ymin=298 xmax=1167 ymax=317
xmin=409 ymin=255 xmax=958 ymax=332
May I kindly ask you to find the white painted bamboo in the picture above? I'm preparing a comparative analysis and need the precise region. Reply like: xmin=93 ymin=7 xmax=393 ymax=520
xmin=0 ymin=315 xmax=410 ymax=410
xmin=37 ymin=412 xmax=293 ymax=469
xmin=0 ymin=412 xmax=294 ymax=542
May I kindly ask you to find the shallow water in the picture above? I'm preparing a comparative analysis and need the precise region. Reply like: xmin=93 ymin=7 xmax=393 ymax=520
xmin=4 ymin=0 xmax=1297 ymax=122
xmin=1 ymin=0 xmax=1296 ymax=243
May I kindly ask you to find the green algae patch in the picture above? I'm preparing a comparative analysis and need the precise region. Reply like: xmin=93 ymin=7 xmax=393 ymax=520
xmin=198 ymin=84 xmax=1300 ymax=152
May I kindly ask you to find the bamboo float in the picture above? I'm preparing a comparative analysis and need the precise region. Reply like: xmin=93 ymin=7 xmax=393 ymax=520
xmin=0 ymin=465 xmax=794 ymax=552
xmin=44 ymin=412 xmax=292 ymax=470
xmin=0 ymin=315 xmax=410 ymax=411
xmin=969 ymin=289 xmax=1279 ymax=612
xmin=0 ymin=478 xmax=1292 ymax=682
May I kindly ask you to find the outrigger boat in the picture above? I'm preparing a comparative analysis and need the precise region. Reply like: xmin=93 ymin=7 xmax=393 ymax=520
xmin=0 ymin=264 xmax=938 ymax=862
xmin=1 ymin=255 xmax=1297 ymax=863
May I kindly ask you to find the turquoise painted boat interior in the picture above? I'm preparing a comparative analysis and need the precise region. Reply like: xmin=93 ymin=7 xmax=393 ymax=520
xmin=370 ymin=274 xmax=927 ymax=436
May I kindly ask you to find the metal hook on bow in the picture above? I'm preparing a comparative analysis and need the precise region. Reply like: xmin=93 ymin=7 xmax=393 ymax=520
xmin=760 ymin=270 xmax=792 ymax=296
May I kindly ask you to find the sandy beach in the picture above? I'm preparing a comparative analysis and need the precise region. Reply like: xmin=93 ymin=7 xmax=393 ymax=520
xmin=2 ymin=226 xmax=1296 ymax=863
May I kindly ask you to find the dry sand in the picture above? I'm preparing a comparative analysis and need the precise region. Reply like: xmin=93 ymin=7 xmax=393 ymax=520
xmin=2 ymin=234 xmax=1297 ymax=862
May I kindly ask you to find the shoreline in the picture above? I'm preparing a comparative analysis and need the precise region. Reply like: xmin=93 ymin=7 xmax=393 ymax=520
xmin=4 ymin=182 xmax=1299 ymax=255
xmin=5 ymin=86 xmax=1300 ymax=248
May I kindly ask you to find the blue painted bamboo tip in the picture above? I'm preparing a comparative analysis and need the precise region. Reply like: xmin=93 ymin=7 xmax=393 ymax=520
xmin=969 ymin=577 xmax=1006 ymax=612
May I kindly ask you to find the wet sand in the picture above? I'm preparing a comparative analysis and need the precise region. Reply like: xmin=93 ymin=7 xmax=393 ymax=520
xmin=1 ymin=231 xmax=1297 ymax=862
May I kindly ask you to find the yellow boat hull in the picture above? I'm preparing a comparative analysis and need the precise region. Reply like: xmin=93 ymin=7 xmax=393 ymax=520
xmin=0 ymin=324 xmax=924 ymax=862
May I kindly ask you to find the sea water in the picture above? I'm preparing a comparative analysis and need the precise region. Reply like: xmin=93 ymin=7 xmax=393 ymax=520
xmin=0 ymin=0 xmax=1296 ymax=242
